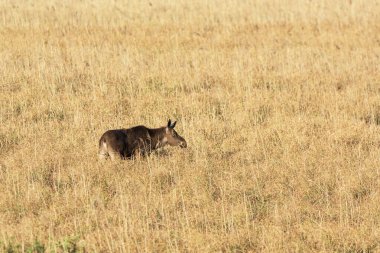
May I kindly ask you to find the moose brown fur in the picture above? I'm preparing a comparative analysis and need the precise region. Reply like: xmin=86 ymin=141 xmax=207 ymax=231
xmin=98 ymin=120 xmax=187 ymax=160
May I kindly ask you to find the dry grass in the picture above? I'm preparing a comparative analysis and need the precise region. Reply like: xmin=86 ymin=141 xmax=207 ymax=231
xmin=1 ymin=0 xmax=380 ymax=252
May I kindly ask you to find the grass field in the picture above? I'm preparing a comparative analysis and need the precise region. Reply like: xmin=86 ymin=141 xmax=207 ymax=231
xmin=1 ymin=0 xmax=380 ymax=252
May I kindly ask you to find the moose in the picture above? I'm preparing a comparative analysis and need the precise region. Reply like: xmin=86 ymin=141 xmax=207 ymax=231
xmin=98 ymin=120 xmax=187 ymax=160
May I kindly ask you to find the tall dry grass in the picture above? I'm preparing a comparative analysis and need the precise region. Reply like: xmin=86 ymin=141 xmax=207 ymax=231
xmin=1 ymin=0 xmax=380 ymax=252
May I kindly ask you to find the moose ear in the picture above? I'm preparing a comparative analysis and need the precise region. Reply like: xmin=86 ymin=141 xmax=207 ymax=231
xmin=171 ymin=121 xmax=177 ymax=129
xmin=167 ymin=119 xmax=172 ymax=128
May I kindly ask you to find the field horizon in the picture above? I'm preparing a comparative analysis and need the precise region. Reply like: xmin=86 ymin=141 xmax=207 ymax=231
xmin=1 ymin=0 xmax=380 ymax=252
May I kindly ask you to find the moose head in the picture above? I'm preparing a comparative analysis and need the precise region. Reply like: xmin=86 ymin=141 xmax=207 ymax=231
xmin=165 ymin=119 xmax=187 ymax=148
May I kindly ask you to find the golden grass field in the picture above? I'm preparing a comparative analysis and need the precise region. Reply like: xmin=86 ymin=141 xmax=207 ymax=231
xmin=1 ymin=0 xmax=380 ymax=252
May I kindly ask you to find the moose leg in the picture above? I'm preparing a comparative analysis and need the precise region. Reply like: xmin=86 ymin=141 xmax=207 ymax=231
xmin=98 ymin=152 xmax=108 ymax=160
xmin=98 ymin=147 xmax=108 ymax=160
xmin=130 ymin=139 xmax=144 ymax=159
xmin=107 ymin=147 xmax=122 ymax=160
xmin=133 ymin=148 xmax=142 ymax=159
xmin=110 ymin=151 xmax=126 ymax=160
xmin=98 ymin=141 xmax=109 ymax=160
